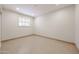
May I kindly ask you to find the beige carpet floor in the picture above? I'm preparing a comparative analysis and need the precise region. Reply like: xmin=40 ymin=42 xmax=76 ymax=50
xmin=0 ymin=35 xmax=79 ymax=54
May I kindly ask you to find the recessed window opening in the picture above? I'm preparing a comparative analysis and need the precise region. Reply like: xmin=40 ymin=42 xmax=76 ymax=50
xmin=18 ymin=16 xmax=31 ymax=27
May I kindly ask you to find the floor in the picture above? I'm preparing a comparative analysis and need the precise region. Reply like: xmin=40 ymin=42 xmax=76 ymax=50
xmin=0 ymin=35 xmax=79 ymax=54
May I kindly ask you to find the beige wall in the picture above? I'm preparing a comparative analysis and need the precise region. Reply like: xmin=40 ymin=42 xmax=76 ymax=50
xmin=35 ymin=6 xmax=75 ymax=43
xmin=0 ymin=14 xmax=1 ymax=48
xmin=75 ymin=5 xmax=79 ymax=49
xmin=2 ymin=9 xmax=34 ymax=41
xmin=1 ymin=5 xmax=76 ymax=45
xmin=0 ymin=7 xmax=1 ymax=48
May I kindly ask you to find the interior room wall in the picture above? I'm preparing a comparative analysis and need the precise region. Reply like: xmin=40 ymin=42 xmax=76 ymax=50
xmin=0 ymin=13 xmax=1 ymax=48
xmin=75 ymin=5 xmax=79 ymax=49
xmin=2 ymin=9 xmax=34 ymax=41
xmin=0 ymin=6 xmax=2 ymax=48
xmin=1 ymin=5 xmax=76 ymax=45
xmin=35 ymin=5 xmax=75 ymax=43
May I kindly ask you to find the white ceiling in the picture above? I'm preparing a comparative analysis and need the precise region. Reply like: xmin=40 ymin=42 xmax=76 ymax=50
xmin=2 ymin=4 xmax=73 ymax=17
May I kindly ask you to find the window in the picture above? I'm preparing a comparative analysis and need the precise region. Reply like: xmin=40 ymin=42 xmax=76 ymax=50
xmin=18 ymin=16 xmax=31 ymax=26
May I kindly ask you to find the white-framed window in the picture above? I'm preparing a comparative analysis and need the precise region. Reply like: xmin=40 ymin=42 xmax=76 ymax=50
xmin=18 ymin=16 xmax=31 ymax=26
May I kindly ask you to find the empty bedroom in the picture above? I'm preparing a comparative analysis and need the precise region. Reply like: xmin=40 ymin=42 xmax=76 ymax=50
xmin=0 ymin=4 xmax=79 ymax=54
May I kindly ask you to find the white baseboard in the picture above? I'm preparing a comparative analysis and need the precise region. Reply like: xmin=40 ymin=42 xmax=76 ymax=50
xmin=1 ymin=34 xmax=75 ymax=44
xmin=34 ymin=34 xmax=75 ymax=44
xmin=1 ymin=34 xmax=34 ymax=42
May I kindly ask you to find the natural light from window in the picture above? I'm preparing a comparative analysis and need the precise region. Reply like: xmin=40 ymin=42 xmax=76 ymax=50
xmin=18 ymin=16 xmax=31 ymax=26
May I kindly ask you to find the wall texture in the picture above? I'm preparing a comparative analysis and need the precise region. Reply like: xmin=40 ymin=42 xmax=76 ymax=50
xmin=0 ymin=6 xmax=2 ymax=47
xmin=35 ymin=6 xmax=75 ymax=43
xmin=75 ymin=5 xmax=79 ymax=49
xmin=2 ymin=10 xmax=34 ymax=41
xmin=0 ymin=13 xmax=1 ymax=48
